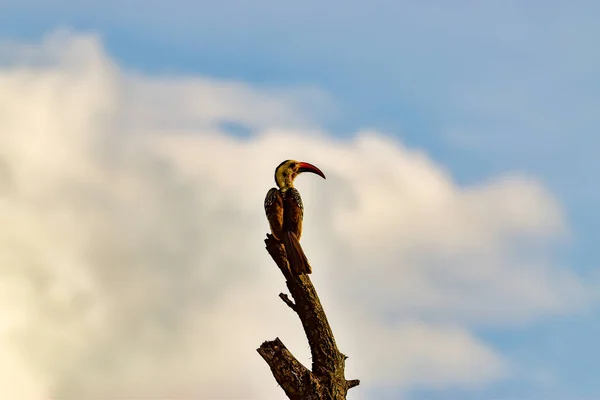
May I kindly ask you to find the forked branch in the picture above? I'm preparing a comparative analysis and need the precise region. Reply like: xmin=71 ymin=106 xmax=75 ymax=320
xmin=257 ymin=234 xmax=360 ymax=399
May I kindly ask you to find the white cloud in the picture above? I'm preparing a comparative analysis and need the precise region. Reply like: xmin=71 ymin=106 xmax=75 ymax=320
xmin=156 ymin=129 xmax=585 ymax=327
xmin=124 ymin=74 xmax=334 ymax=134
xmin=0 ymin=31 xmax=592 ymax=399
xmin=346 ymin=319 xmax=507 ymax=388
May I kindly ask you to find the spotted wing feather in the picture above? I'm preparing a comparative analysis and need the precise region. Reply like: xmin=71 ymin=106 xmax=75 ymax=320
xmin=264 ymin=188 xmax=284 ymax=240
xmin=283 ymin=187 xmax=304 ymax=240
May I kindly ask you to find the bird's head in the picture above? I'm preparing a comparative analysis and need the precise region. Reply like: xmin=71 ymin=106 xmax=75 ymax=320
xmin=274 ymin=159 xmax=326 ymax=189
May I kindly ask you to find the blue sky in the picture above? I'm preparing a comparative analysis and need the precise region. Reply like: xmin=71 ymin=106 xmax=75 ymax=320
xmin=1 ymin=1 xmax=599 ymax=399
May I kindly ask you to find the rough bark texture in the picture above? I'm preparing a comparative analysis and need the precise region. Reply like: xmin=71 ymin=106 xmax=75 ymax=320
xmin=257 ymin=234 xmax=360 ymax=399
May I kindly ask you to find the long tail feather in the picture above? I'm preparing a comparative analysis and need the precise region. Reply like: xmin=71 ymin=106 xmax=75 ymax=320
xmin=283 ymin=231 xmax=312 ymax=274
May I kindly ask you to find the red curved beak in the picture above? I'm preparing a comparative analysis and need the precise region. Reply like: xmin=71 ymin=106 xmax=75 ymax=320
xmin=298 ymin=162 xmax=326 ymax=179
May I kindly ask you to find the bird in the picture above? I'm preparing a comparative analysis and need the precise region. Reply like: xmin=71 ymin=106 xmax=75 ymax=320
xmin=264 ymin=160 xmax=326 ymax=274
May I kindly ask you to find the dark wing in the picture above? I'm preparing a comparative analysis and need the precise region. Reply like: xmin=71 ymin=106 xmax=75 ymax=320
xmin=283 ymin=187 xmax=304 ymax=240
xmin=264 ymin=188 xmax=284 ymax=240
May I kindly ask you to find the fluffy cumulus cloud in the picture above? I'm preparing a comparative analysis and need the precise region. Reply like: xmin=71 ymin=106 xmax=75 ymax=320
xmin=0 ymin=31 xmax=593 ymax=399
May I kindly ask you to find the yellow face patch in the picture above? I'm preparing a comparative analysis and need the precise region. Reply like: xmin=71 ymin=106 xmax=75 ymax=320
xmin=275 ymin=160 xmax=299 ymax=189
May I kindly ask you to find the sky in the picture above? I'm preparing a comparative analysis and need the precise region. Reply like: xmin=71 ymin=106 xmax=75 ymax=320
xmin=0 ymin=1 xmax=598 ymax=399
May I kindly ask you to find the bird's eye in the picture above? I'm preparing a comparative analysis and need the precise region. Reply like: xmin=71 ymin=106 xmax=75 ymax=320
xmin=289 ymin=162 xmax=297 ymax=168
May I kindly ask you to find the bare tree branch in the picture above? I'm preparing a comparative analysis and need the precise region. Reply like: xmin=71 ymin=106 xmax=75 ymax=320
xmin=257 ymin=338 xmax=311 ymax=400
xmin=257 ymin=234 xmax=360 ymax=399
xmin=279 ymin=293 xmax=297 ymax=311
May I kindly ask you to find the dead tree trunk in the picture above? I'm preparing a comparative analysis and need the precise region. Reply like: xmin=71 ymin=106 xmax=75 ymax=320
xmin=257 ymin=234 xmax=360 ymax=399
